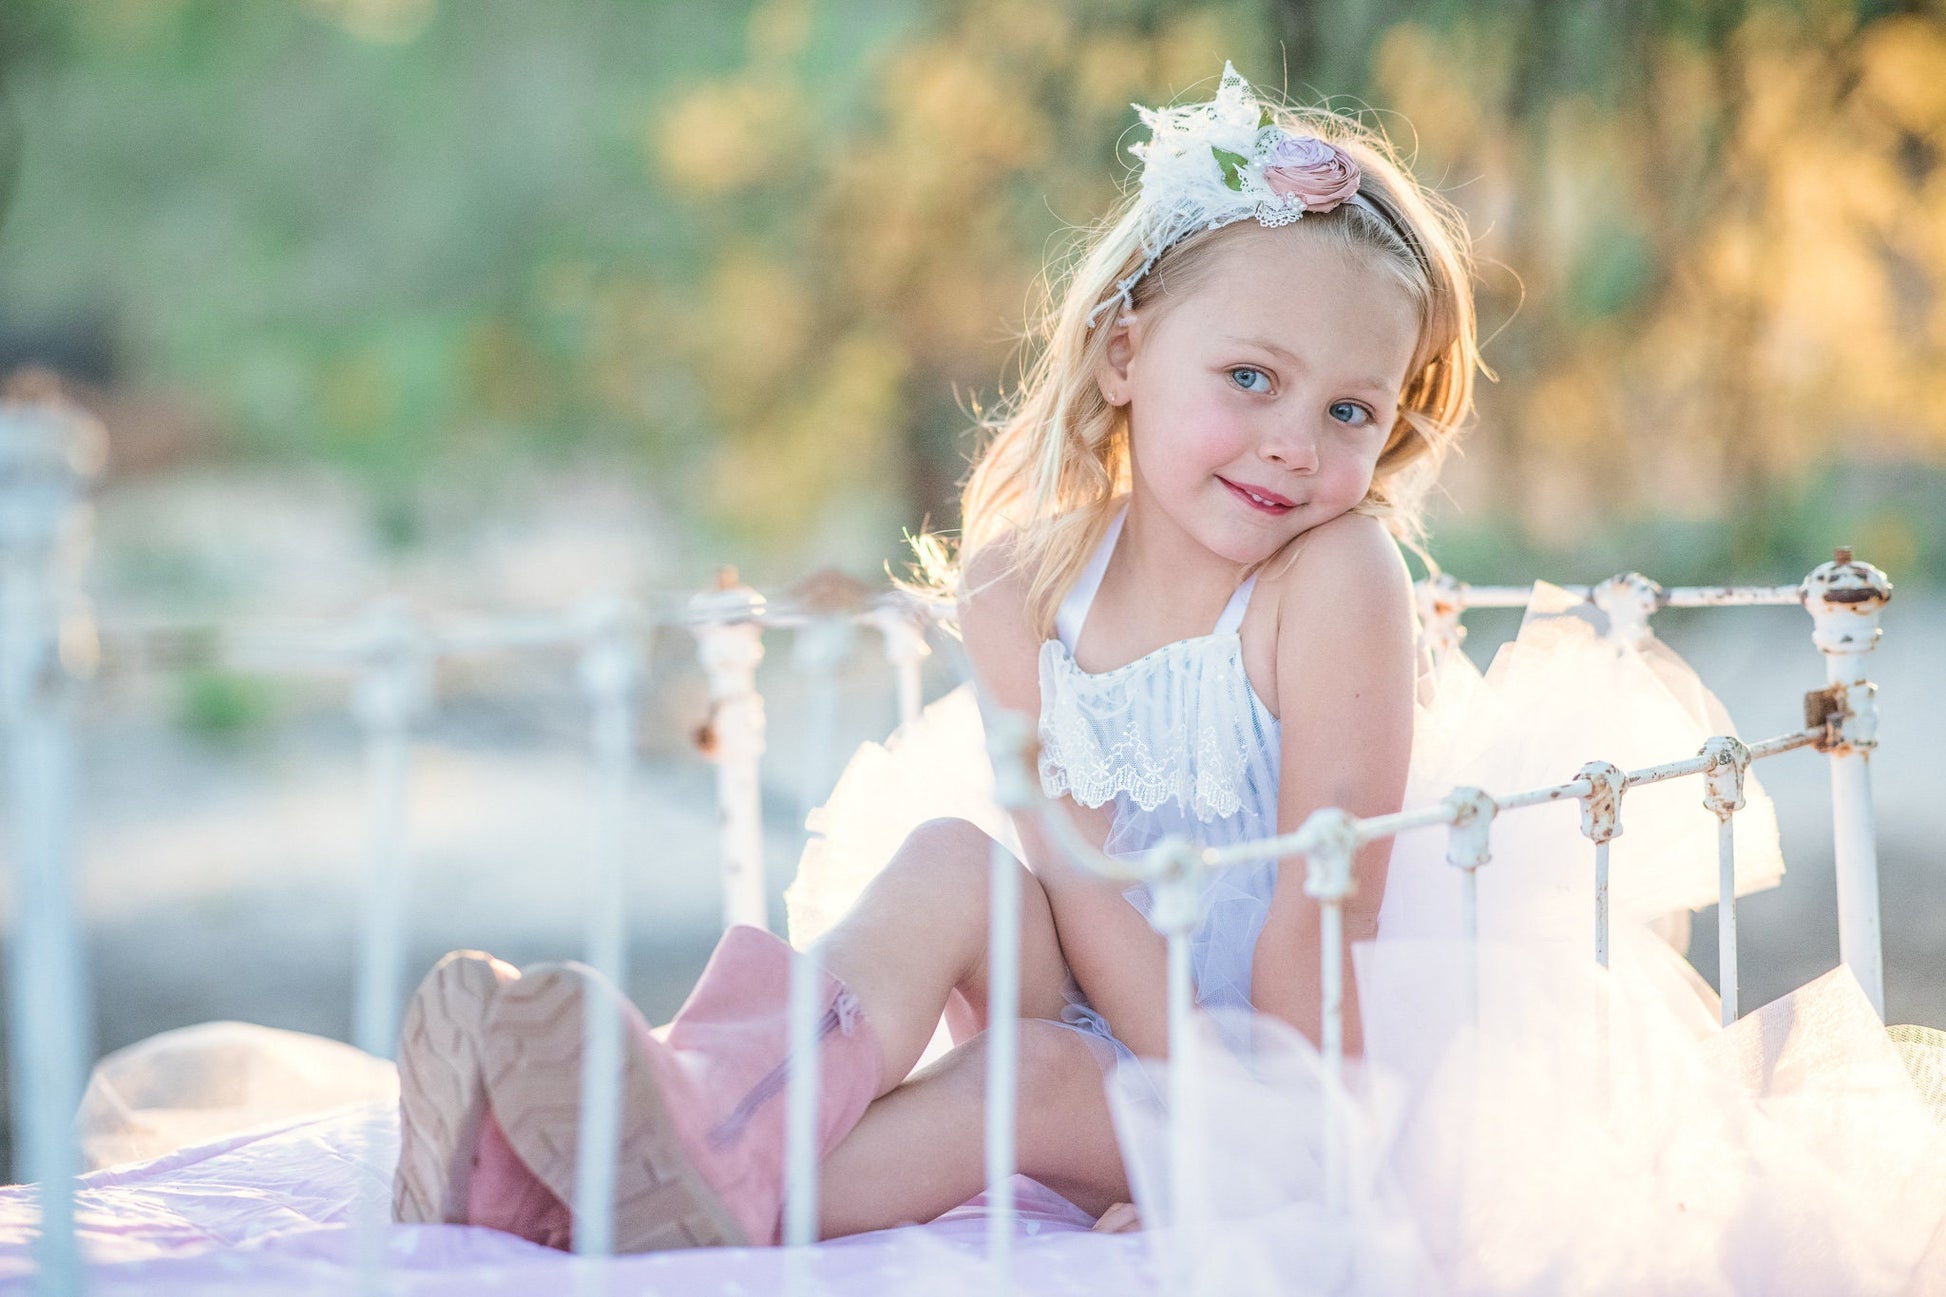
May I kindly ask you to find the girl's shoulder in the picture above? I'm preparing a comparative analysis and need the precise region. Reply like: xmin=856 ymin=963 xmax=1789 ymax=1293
xmin=956 ymin=529 xmax=1031 ymax=632
xmin=1241 ymin=512 xmax=1418 ymax=711
xmin=1258 ymin=512 xmax=1413 ymax=603
xmin=955 ymin=529 xmax=1042 ymax=711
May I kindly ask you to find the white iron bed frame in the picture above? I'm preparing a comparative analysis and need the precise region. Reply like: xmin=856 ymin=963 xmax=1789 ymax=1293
xmin=0 ymin=394 xmax=1894 ymax=1294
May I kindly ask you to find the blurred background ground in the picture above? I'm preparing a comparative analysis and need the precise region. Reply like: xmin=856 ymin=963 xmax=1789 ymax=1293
xmin=1 ymin=0 xmax=1944 ymax=1180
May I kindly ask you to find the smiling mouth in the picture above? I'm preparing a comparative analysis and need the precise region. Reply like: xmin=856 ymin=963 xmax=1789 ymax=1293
xmin=1218 ymin=477 xmax=1296 ymax=513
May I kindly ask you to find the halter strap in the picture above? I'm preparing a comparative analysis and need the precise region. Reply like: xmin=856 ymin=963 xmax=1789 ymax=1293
xmin=1056 ymin=502 xmax=1261 ymax=650
xmin=1055 ymin=505 xmax=1126 ymax=651
xmin=1215 ymin=573 xmax=1258 ymax=635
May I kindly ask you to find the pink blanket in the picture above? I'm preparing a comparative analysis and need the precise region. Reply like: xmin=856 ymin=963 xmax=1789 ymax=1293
xmin=0 ymin=1105 xmax=1156 ymax=1294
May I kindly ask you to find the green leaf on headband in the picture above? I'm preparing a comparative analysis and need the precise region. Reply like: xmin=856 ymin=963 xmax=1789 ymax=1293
xmin=1259 ymin=106 xmax=1274 ymax=128
xmin=1211 ymin=147 xmax=1248 ymax=192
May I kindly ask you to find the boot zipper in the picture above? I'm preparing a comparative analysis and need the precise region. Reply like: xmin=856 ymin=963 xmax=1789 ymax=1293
xmin=706 ymin=992 xmax=856 ymax=1150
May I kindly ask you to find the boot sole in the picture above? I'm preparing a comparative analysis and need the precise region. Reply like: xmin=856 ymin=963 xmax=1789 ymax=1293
xmin=481 ymin=964 xmax=751 ymax=1251
xmin=392 ymin=950 xmax=517 ymax=1224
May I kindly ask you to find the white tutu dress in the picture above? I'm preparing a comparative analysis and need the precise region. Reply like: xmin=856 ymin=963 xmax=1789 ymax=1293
xmin=792 ymin=501 xmax=1290 ymax=1072
xmin=786 ymin=510 xmax=1946 ymax=1294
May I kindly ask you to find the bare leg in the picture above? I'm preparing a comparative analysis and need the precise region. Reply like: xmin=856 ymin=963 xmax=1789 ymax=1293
xmin=811 ymin=817 xmax=1075 ymax=1087
xmin=817 ymin=1022 xmax=1130 ymax=1235
xmin=808 ymin=818 xmax=1132 ymax=1236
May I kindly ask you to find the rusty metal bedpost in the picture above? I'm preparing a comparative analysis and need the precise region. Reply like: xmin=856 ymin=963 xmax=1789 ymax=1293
xmin=691 ymin=573 xmax=770 ymax=933
xmin=1442 ymin=789 xmax=1497 ymax=971
xmin=1150 ymin=837 xmax=1210 ymax=1289
xmin=1700 ymin=736 xmax=1752 ymax=1024
xmin=1415 ymin=573 xmax=1467 ymax=660
xmin=1592 ymin=572 xmax=1662 ymax=650
xmin=1800 ymin=551 xmax=1891 ymax=1018
xmin=1575 ymin=761 xmax=1627 ymax=970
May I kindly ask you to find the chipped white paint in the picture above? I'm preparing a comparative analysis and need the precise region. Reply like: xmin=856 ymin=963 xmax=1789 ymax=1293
xmin=1802 ymin=551 xmax=1892 ymax=1017
xmin=690 ymin=581 xmax=770 ymax=933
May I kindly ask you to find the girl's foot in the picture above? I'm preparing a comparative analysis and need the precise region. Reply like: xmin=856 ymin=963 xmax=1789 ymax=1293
xmin=479 ymin=962 xmax=751 ymax=1250
xmin=475 ymin=927 xmax=882 ymax=1252
xmin=392 ymin=950 xmax=520 ymax=1224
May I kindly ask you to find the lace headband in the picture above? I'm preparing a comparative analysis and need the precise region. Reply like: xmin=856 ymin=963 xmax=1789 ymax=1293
xmin=1086 ymin=61 xmax=1386 ymax=329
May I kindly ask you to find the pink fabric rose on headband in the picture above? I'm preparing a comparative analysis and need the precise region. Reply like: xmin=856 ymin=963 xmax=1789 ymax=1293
xmin=1262 ymin=135 xmax=1361 ymax=211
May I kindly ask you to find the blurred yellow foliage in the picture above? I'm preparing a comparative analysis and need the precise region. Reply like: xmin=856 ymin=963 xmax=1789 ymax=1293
xmin=712 ymin=330 xmax=908 ymax=540
xmin=884 ymin=46 xmax=1051 ymax=174
xmin=655 ymin=78 xmax=801 ymax=198
xmin=1076 ymin=37 xmax=1156 ymax=117
xmin=639 ymin=1 xmax=1945 ymax=561
xmin=29 ymin=0 xmax=1946 ymax=572
xmin=1372 ymin=24 xmax=1490 ymax=159
xmin=1366 ymin=4 xmax=1946 ymax=537
xmin=697 ymin=250 xmax=816 ymax=422
xmin=1860 ymin=18 xmax=1946 ymax=134
xmin=640 ymin=3 xmax=1266 ymax=543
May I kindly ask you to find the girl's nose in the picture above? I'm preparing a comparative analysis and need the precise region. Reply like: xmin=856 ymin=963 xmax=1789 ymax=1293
xmin=1259 ymin=421 xmax=1321 ymax=474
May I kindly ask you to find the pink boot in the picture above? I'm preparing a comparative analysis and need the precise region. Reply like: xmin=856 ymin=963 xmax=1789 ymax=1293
xmin=392 ymin=950 xmax=518 ymax=1221
xmin=479 ymin=925 xmax=884 ymax=1251
xmin=393 ymin=950 xmax=574 ymax=1247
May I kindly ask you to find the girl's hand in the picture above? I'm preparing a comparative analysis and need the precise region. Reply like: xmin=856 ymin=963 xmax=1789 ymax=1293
xmin=1092 ymin=1202 xmax=1142 ymax=1233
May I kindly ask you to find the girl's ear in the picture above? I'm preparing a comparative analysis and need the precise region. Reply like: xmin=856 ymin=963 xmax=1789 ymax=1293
xmin=1096 ymin=312 xmax=1138 ymax=407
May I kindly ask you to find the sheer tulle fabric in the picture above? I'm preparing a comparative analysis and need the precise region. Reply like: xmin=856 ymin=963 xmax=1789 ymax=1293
xmin=1384 ymin=583 xmax=1784 ymax=945
xmin=1108 ymin=946 xmax=1946 ymax=1295
xmin=75 ymin=1021 xmax=398 ymax=1172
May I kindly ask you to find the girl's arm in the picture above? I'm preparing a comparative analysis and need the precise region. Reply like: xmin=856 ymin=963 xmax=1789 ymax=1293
xmin=958 ymin=542 xmax=1172 ymax=1060
xmin=1249 ymin=513 xmax=1416 ymax=1055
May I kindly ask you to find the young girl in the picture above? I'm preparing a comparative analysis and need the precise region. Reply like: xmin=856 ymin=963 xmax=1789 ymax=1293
xmin=389 ymin=61 xmax=1476 ymax=1249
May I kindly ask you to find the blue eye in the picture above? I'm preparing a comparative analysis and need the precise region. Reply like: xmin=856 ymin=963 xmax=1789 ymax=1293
xmin=1330 ymin=400 xmax=1374 ymax=426
xmin=1228 ymin=367 xmax=1272 ymax=393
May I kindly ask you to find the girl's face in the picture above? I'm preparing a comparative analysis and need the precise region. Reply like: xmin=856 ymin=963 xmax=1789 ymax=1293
xmin=1098 ymin=222 xmax=1421 ymax=567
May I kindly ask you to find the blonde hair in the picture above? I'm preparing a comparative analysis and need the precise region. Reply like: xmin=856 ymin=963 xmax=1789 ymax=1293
xmin=922 ymin=96 xmax=1484 ymax=638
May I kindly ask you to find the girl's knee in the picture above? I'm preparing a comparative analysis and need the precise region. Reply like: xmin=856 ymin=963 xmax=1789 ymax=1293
xmin=882 ymin=818 xmax=1002 ymax=894
xmin=901 ymin=816 xmax=994 ymax=861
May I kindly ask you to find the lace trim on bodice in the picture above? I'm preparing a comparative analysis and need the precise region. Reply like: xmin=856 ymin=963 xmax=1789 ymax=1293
xmin=1038 ymin=633 xmax=1270 ymax=820
xmin=1036 ymin=502 xmax=1274 ymax=824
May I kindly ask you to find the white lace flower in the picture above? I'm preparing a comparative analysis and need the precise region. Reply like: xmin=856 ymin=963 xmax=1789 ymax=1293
xmin=1086 ymin=61 xmax=1374 ymax=328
